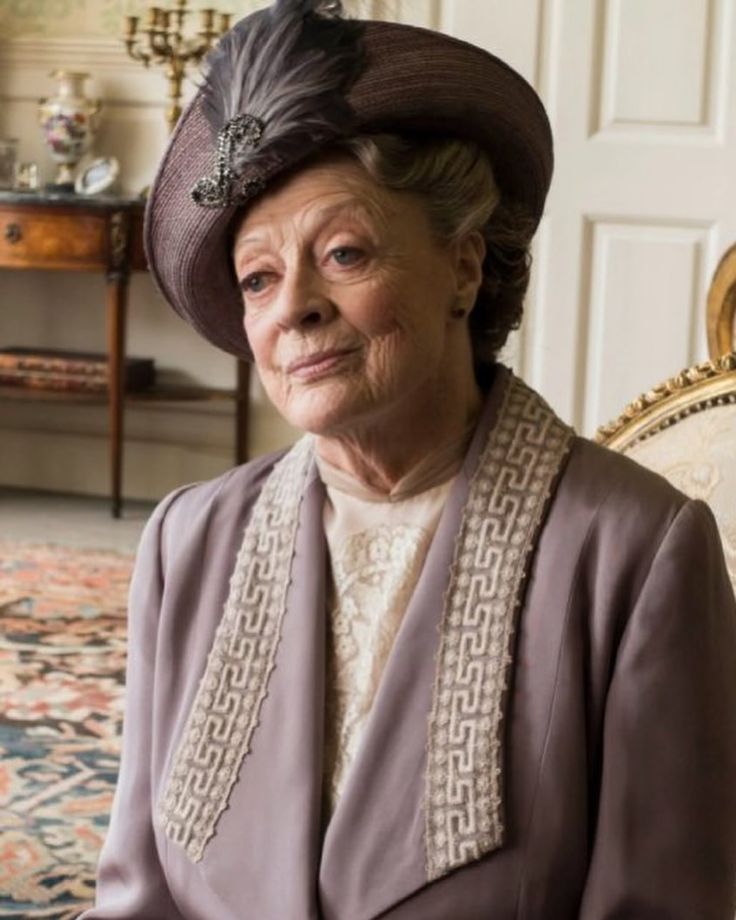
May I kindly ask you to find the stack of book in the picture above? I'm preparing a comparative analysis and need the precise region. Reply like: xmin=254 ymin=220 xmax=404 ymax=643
xmin=0 ymin=347 xmax=156 ymax=393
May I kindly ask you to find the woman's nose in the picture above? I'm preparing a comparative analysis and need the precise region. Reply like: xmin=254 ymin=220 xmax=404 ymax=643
xmin=275 ymin=266 xmax=335 ymax=331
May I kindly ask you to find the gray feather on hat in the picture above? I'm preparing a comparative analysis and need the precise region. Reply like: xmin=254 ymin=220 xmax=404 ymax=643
xmin=191 ymin=0 xmax=364 ymax=207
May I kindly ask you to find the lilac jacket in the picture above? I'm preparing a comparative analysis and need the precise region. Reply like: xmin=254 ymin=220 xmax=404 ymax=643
xmin=80 ymin=368 xmax=736 ymax=919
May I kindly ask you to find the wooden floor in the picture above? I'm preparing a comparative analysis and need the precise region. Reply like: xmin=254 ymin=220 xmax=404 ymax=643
xmin=0 ymin=486 xmax=154 ymax=554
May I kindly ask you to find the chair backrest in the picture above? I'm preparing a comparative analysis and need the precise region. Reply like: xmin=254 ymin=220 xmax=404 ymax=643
xmin=708 ymin=243 xmax=736 ymax=360
xmin=596 ymin=356 xmax=736 ymax=593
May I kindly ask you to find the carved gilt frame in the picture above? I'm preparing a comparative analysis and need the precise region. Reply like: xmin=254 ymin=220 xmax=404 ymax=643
xmin=707 ymin=243 xmax=736 ymax=361
xmin=595 ymin=354 xmax=736 ymax=452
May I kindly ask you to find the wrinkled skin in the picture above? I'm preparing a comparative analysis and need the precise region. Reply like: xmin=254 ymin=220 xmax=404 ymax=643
xmin=232 ymin=155 xmax=485 ymax=491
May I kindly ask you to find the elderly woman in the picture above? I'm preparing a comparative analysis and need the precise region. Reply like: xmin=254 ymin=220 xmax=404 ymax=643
xmin=81 ymin=2 xmax=736 ymax=918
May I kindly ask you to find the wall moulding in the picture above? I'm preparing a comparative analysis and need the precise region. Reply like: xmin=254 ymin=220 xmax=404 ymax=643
xmin=353 ymin=0 xmax=437 ymax=26
xmin=521 ymin=215 xmax=552 ymax=390
xmin=3 ymin=37 xmax=141 ymax=71
xmin=590 ymin=0 xmax=731 ymax=141
xmin=579 ymin=214 xmax=717 ymax=433
xmin=0 ymin=396 xmax=295 ymax=501
xmin=533 ymin=0 xmax=562 ymax=118
xmin=0 ymin=37 xmax=194 ymax=112
xmin=0 ymin=425 xmax=233 ymax=502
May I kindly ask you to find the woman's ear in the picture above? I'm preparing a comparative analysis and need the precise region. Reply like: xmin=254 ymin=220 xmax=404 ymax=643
xmin=451 ymin=230 xmax=486 ymax=313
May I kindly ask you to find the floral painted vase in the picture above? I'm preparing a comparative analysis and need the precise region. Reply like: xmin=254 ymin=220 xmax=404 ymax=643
xmin=38 ymin=71 xmax=100 ymax=189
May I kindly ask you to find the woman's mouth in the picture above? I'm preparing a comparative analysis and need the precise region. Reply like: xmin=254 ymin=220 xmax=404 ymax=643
xmin=286 ymin=347 xmax=358 ymax=381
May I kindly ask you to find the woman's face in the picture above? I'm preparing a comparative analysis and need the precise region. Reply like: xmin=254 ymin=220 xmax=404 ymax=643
xmin=232 ymin=155 xmax=482 ymax=438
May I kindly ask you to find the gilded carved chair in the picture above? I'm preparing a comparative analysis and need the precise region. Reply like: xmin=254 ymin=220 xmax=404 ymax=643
xmin=596 ymin=244 xmax=736 ymax=591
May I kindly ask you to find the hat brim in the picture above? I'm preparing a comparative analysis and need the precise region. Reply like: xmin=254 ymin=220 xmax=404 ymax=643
xmin=145 ymin=20 xmax=553 ymax=360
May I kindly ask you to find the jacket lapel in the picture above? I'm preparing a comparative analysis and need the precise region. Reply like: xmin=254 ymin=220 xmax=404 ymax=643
xmin=319 ymin=369 xmax=574 ymax=919
xmin=200 ymin=469 xmax=329 ymax=918
xmin=318 ymin=450 xmax=477 ymax=919
xmin=160 ymin=446 xmax=329 ymax=918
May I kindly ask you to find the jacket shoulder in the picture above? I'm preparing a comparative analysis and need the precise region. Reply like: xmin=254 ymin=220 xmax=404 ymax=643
xmin=563 ymin=435 xmax=689 ymax=524
xmin=142 ymin=447 xmax=290 ymax=563
xmin=548 ymin=436 xmax=700 ymax=606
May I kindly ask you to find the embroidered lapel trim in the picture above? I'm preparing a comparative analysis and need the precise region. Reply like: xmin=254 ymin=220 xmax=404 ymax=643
xmin=159 ymin=435 xmax=315 ymax=862
xmin=424 ymin=374 xmax=574 ymax=881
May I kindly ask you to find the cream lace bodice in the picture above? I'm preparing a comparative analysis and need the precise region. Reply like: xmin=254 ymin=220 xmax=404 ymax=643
xmin=318 ymin=466 xmax=455 ymax=821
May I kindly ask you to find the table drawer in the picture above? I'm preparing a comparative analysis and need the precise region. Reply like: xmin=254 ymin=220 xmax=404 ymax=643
xmin=0 ymin=208 xmax=109 ymax=270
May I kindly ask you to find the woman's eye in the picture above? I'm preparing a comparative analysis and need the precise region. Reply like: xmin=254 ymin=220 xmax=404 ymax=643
xmin=240 ymin=272 xmax=269 ymax=294
xmin=330 ymin=247 xmax=363 ymax=267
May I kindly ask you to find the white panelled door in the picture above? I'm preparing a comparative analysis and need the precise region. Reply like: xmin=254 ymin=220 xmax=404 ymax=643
xmin=377 ymin=0 xmax=736 ymax=434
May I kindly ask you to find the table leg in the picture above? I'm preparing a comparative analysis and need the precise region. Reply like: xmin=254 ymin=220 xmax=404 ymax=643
xmin=235 ymin=360 xmax=250 ymax=466
xmin=106 ymin=276 xmax=128 ymax=518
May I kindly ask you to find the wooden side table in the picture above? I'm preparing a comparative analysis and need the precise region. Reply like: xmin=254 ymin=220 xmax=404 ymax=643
xmin=0 ymin=191 xmax=250 ymax=518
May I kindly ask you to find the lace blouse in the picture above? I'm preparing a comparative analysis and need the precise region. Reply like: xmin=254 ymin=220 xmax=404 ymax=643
xmin=316 ymin=431 xmax=473 ymax=822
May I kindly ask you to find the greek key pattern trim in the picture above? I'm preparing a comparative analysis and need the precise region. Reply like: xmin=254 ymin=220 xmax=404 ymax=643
xmin=159 ymin=436 xmax=315 ymax=861
xmin=424 ymin=375 xmax=574 ymax=881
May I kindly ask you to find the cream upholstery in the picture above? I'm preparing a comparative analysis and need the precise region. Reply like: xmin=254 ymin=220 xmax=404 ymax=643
xmin=598 ymin=241 xmax=736 ymax=592
xmin=597 ymin=357 xmax=736 ymax=593
xmin=623 ymin=401 xmax=736 ymax=586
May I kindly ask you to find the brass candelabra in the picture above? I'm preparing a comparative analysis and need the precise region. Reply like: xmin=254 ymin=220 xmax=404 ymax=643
xmin=123 ymin=0 xmax=231 ymax=133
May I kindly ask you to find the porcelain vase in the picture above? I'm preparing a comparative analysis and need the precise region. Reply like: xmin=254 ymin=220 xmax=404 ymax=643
xmin=39 ymin=71 xmax=100 ymax=190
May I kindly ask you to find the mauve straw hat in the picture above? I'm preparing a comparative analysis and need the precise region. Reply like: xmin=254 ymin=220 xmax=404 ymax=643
xmin=144 ymin=0 xmax=553 ymax=360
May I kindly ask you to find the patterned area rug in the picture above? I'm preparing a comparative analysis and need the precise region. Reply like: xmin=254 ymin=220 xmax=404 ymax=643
xmin=0 ymin=541 xmax=133 ymax=919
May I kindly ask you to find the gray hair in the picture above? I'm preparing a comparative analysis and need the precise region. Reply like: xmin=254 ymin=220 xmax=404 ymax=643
xmin=339 ymin=133 xmax=535 ymax=369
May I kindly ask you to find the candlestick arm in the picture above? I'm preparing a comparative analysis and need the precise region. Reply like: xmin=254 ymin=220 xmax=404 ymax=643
xmin=122 ymin=0 xmax=231 ymax=133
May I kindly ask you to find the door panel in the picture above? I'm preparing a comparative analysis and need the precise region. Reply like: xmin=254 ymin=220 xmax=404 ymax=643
xmin=376 ymin=0 xmax=736 ymax=432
